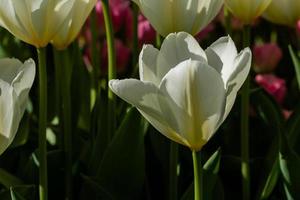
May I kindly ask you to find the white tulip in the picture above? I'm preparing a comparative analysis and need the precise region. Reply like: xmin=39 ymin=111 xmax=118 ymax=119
xmin=109 ymin=32 xmax=252 ymax=151
xmin=263 ymin=0 xmax=300 ymax=27
xmin=225 ymin=0 xmax=272 ymax=24
xmin=52 ymin=0 xmax=97 ymax=50
xmin=0 ymin=58 xmax=35 ymax=155
xmin=0 ymin=0 xmax=74 ymax=47
xmin=132 ymin=0 xmax=224 ymax=37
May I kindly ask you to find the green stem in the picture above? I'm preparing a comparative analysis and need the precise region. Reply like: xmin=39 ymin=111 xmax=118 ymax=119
xmin=53 ymin=49 xmax=73 ymax=200
xmin=241 ymin=25 xmax=251 ymax=200
xmin=62 ymin=50 xmax=73 ymax=200
xmin=156 ymin=33 xmax=162 ymax=48
xmin=192 ymin=150 xmax=202 ymax=200
xmin=101 ymin=0 xmax=116 ymax=140
xmin=37 ymin=48 xmax=48 ymax=200
xmin=169 ymin=142 xmax=178 ymax=200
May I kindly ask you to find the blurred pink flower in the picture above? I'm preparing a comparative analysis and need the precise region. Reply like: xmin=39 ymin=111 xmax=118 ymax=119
xmin=195 ymin=23 xmax=215 ymax=41
xmin=253 ymin=43 xmax=282 ymax=73
xmin=137 ymin=14 xmax=156 ymax=46
xmin=255 ymin=74 xmax=287 ymax=104
xmin=96 ymin=0 xmax=133 ymax=34
xmin=102 ymin=39 xmax=131 ymax=73
xmin=296 ymin=20 xmax=300 ymax=36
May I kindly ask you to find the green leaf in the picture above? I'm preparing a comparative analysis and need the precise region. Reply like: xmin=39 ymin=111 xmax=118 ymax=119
xmin=279 ymin=131 xmax=300 ymax=199
xmin=251 ymin=89 xmax=283 ymax=199
xmin=0 ymin=168 xmax=23 ymax=189
xmin=10 ymin=189 xmax=27 ymax=200
xmin=10 ymin=185 xmax=36 ymax=200
xmin=96 ymin=108 xmax=145 ymax=199
xmin=288 ymin=45 xmax=300 ymax=91
xmin=286 ymin=103 xmax=300 ymax=154
xmin=258 ymin=160 xmax=280 ymax=200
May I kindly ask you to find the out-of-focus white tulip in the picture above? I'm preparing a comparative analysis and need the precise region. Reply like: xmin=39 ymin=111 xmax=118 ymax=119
xmin=0 ymin=58 xmax=35 ymax=155
xmin=109 ymin=32 xmax=252 ymax=151
xmin=263 ymin=0 xmax=300 ymax=27
xmin=52 ymin=0 xmax=97 ymax=50
xmin=0 ymin=0 xmax=73 ymax=47
xmin=225 ymin=0 xmax=272 ymax=24
xmin=132 ymin=0 xmax=224 ymax=37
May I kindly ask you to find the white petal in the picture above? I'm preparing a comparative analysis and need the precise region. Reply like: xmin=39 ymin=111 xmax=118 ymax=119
xmin=0 ymin=80 xmax=19 ymax=155
xmin=156 ymin=32 xmax=207 ymax=82
xmin=205 ymin=36 xmax=238 ymax=85
xmin=139 ymin=45 xmax=160 ymax=85
xmin=109 ymin=79 xmax=188 ymax=146
xmin=159 ymin=60 xmax=226 ymax=150
xmin=52 ymin=0 xmax=97 ymax=49
xmin=223 ymin=48 xmax=252 ymax=121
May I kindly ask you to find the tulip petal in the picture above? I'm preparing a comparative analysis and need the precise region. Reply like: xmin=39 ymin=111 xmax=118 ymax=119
xmin=109 ymin=79 xmax=188 ymax=146
xmin=223 ymin=48 xmax=252 ymax=121
xmin=139 ymin=45 xmax=160 ymax=85
xmin=133 ymin=0 xmax=173 ymax=36
xmin=159 ymin=60 xmax=226 ymax=150
xmin=205 ymin=36 xmax=238 ymax=85
xmin=0 ymin=79 xmax=18 ymax=155
xmin=52 ymin=0 xmax=97 ymax=49
xmin=156 ymin=32 xmax=207 ymax=82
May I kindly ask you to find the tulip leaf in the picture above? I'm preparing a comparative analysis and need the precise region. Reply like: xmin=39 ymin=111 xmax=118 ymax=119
xmin=96 ymin=108 xmax=145 ymax=199
xmin=80 ymin=175 xmax=114 ymax=200
xmin=286 ymin=102 xmax=300 ymax=154
xmin=258 ymin=159 xmax=280 ymax=200
xmin=279 ymin=131 xmax=300 ymax=199
xmin=6 ymin=185 xmax=36 ymax=200
xmin=0 ymin=168 xmax=23 ymax=189
xmin=251 ymin=89 xmax=283 ymax=199
xmin=288 ymin=45 xmax=300 ymax=91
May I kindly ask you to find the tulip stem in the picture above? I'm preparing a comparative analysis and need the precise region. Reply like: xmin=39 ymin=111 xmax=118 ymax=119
xmin=169 ymin=142 xmax=178 ymax=200
xmin=192 ymin=150 xmax=202 ymax=200
xmin=90 ymin=8 xmax=101 ymax=89
xmin=61 ymin=49 xmax=73 ymax=200
xmin=37 ymin=47 xmax=48 ymax=200
xmin=241 ymin=25 xmax=251 ymax=200
xmin=101 ymin=0 xmax=116 ymax=140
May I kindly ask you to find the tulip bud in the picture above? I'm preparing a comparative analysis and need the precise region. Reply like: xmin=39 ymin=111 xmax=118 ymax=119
xmin=225 ymin=0 xmax=272 ymax=24
xmin=132 ymin=0 xmax=224 ymax=37
xmin=109 ymin=32 xmax=252 ymax=151
xmin=253 ymin=43 xmax=282 ymax=73
xmin=0 ymin=58 xmax=36 ymax=155
xmin=255 ymin=74 xmax=286 ymax=104
xmin=263 ymin=0 xmax=300 ymax=27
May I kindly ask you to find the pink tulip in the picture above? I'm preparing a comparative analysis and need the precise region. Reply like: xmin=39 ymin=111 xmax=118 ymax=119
xmin=96 ymin=0 xmax=132 ymax=34
xmin=137 ymin=14 xmax=156 ymax=46
xmin=101 ymin=39 xmax=131 ymax=73
xmin=253 ymin=43 xmax=282 ymax=73
xmin=255 ymin=74 xmax=287 ymax=104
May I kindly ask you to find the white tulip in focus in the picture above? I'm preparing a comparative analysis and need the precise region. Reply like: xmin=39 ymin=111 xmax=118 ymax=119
xmin=52 ymin=0 xmax=97 ymax=50
xmin=0 ymin=0 xmax=74 ymax=47
xmin=263 ymin=0 xmax=300 ymax=27
xmin=0 ymin=58 xmax=36 ymax=155
xmin=132 ymin=0 xmax=224 ymax=37
xmin=109 ymin=32 xmax=252 ymax=151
